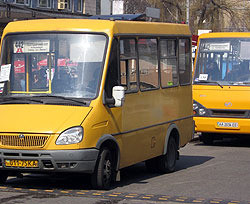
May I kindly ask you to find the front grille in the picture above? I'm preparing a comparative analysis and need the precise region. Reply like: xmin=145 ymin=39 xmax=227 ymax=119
xmin=210 ymin=109 xmax=247 ymax=118
xmin=0 ymin=134 xmax=49 ymax=148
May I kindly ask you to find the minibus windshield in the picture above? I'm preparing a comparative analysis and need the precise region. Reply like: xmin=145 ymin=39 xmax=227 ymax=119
xmin=0 ymin=33 xmax=107 ymax=99
xmin=194 ymin=38 xmax=250 ymax=86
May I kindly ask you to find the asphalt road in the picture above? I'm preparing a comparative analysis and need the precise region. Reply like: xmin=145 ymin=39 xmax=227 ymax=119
xmin=1 ymin=137 xmax=250 ymax=204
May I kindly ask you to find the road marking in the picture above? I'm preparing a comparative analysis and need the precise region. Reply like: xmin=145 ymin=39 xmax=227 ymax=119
xmin=92 ymin=193 xmax=102 ymax=196
xmin=29 ymin=189 xmax=38 ymax=191
xmin=60 ymin=191 xmax=69 ymax=193
xmin=0 ymin=185 xmax=247 ymax=204
xmin=0 ymin=186 xmax=7 ymax=189
xmin=176 ymin=199 xmax=185 ymax=201
xmin=44 ymin=190 xmax=54 ymax=192
xmin=76 ymin=192 xmax=85 ymax=195
xmin=108 ymin=194 xmax=118 ymax=197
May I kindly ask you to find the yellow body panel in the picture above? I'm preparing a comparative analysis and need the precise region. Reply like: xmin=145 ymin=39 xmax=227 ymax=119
xmin=0 ymin=19 xmax=193 ymax=171
xmin=0 ymin=104 xmax=91 ymax=134
xmin=2 ymin=19 xmax=190 ymax=37
xmin=193 ymin=85 xmax=250 ymax=133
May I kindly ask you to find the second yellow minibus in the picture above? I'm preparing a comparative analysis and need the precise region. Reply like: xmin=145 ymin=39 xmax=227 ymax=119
xmin=193 ymin=32 xmax=250 ymax=144
xmin=0 ymin=17 xmax=193 ymax=189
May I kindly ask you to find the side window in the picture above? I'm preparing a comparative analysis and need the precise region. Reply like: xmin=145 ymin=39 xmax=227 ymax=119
xmin=38 ymin=0 xmax=51 ymax=8
xmin=120 ymin=38 xmax=138 ymax=92
xmin=105 ymin=38 xmax=119 ymax=98
xmin=160 ymin=39 xmax=178 ymax=87
xmin=179 ymin=38 xmax=191 ymax=85
xmin=138 ymin=38 xmax=158 ymax=91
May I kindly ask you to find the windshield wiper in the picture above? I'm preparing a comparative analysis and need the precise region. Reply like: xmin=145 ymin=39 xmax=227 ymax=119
xmin=33 ymin=95 xmax=87 ymax=105
xmin=194 ymin=80 xmax=223 ymax=88
xmin=0 ymin=96 xmax=44 ymax=104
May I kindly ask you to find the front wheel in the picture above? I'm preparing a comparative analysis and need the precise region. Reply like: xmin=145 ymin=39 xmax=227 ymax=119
xmin=91 ymin=148 xmax=114 ymax=190
xmin=200 ymin=133 xmax=214 ymax=145
xmin=0 ymin=171 xmax=8 ymax=184
xmin=157 ymin=137 xmax=178 ymax=173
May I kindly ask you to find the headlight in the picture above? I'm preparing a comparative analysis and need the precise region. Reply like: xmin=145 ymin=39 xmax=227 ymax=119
xmin=193 ymin=103 xmax=198 ymax=110
xmin=56 ymin=126 xmax=83 ymax=145
xmin=193 ymin=100 xmax=209 ymax=116
xmin=199 ymin=108 xmax=206 ymax=115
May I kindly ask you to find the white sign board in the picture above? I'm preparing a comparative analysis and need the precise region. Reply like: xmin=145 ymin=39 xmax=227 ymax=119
xmin=240 ymin=41 xmax=250 ymax=60
xmin=203 ymin=43 xmax=230 ymax=52
xmin=13 ymin=40 xmax=50 ymax=53
xmin=198 ymin=30 xmax=212 ymax=36
xmin=0 ymin=64 xmax=11 ymax=82
xmin=146 ymin=7 xmax=160 ymax=19
xmin=199 ymin=74 xmax=208 ymax=81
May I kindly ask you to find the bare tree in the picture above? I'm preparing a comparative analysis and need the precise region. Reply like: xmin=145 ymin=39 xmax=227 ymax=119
xmin=123 ymin=0 xmax=250 ymax=33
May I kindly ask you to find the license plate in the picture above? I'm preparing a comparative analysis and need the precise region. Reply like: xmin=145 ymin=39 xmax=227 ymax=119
xmin=217 ymin=122 xmax=239 ymax=128
xmin=5 ymin=160 xmax=38 ymax=168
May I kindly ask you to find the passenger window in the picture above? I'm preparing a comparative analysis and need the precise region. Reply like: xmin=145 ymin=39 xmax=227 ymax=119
xmin=120 ymin=38 xmax=137 ymax=92
xmin=160 ymin=39 xmax=178 ymax=87
xmin=138 ymin=38 xmax=158 ymax=91
xmin=179 ymin=38 xmax=191 ymax=85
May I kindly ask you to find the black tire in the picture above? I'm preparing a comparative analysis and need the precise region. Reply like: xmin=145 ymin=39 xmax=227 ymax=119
xmin=145 ymin=158 xmax=158 ymax=173
xmin=0 ymin=171 xmax=8 ymax=184
xmin=200 ymin=133 xmax=214 ymax=145
xmin=157 ymin=137 xmax=177 ymax=173
xmin=91 ymin=148 xmax=114 ymax=190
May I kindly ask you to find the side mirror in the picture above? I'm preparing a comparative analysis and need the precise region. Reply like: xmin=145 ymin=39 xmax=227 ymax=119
xmin=112 ymin=86 xmax=125 ymax=107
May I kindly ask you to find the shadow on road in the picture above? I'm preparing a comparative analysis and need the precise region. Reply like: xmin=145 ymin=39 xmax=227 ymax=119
xmin=195 ymin=137 xmax=250 ymax=148
xmin=176 ymin=155 xmax=213 ymax=171
xmin=113 ymin=154 xmax=213 ymax=188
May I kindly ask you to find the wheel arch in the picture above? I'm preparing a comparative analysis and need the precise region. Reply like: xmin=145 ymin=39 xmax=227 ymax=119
xmin=163 ymin=123 xmax=180 ymax=155
xmin=96 ymin=134 xmax=120 ymax=171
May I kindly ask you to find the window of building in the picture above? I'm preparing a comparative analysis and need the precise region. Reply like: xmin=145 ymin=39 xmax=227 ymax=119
xmin=160 ymin=39 xmax=178 ymax=87
xmin=179 ymin=38 xmax=191 ymax=85
xmin=64 ymin=0 xmax=71 ymax=10
xmin=77 ymin=0 xmax=83 ymax=12
xmin=38 ymin=0 xmax=51 ymax=8
xmin=58 ymin=0 xmax=71 ymax=10
xmin=96 ymin=0 xmax=101 ymax=14
xmin=120 ymin=38 xmax=138 ymax=92
xmin=138 ymin=38 xmax=159 ymax=91
xmin=15 ymin=0 xmax=30 ymax=5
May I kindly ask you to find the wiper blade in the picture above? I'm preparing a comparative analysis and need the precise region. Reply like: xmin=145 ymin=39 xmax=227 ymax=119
xmin=33 ymin=95 xmax=87 ymax=105
xmin=0 ymin=96 xmax=44 ymax=104
xmin=194 ymin=80 xmax=223 ymax=88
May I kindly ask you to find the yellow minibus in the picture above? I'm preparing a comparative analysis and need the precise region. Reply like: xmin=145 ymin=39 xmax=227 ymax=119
xmin=0 ymin=17 xmax=193 ymax=189
xmin=193 ymin=32 xmax=250 ymax=144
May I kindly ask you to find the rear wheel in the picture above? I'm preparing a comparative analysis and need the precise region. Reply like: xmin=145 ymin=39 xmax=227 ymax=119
xmin=200 ymin=133 xmax=214 ymax=145
xmin=157 ymin=137 xmax=177 ymax=173
xmin=91 ymin=148 xmax=114 ymax=190
xmin=0 ymin=171 xmax=8 ymax=184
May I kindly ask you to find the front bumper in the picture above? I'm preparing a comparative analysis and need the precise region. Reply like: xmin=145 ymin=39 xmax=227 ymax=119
xmin=0 ymin=148 xmax=99 ymax=174
xmin=194 ymin=117 xmax=250 ymax=134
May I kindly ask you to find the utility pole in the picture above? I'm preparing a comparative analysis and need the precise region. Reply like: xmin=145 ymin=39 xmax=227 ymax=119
xmin=186 ymin=0 xmax=189 ymax=25
xmin=110 ymin=0 xmax=113 ymax=15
